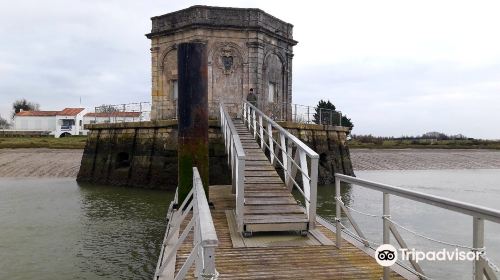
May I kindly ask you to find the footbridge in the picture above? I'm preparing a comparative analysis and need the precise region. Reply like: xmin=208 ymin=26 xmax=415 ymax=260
xmin=154 ymin=100 xmax=500 ymax=280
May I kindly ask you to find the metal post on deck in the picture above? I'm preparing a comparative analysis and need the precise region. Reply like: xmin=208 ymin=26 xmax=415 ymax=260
xmin=259 ymin=115 xmax=264 ymax=151
xmin=473 ymin=217 xmax=485 ymax=280
xmin=177 ymin=42 xmax=209 ymax=203
xmin=335 ymin=178 xmax=342 ymax=248
xmin=383 ymin=193 xmax=390 ymax=280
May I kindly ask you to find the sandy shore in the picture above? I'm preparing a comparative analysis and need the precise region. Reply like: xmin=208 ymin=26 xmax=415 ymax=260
xmin=351 ymin=149 xmax=500 ymax=170
xmin=0 ymin=149 xmax=83 ymax=177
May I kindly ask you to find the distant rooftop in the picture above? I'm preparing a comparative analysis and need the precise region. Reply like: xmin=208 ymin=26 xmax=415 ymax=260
xmin=16 ymin=108 xmax=85 ymax=117
xmin=146 ymin=5 xmax=296 ymax=44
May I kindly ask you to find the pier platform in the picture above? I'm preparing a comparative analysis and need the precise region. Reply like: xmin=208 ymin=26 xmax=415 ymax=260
xmin=172 ymin=185 xmax=409 ymax=280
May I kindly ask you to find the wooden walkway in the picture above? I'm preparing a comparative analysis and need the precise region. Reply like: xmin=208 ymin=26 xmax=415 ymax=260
xmin=174 ymin=185 xmax=408 ymax=279
xmin=234 ymin=120 xmax=309 ymax=233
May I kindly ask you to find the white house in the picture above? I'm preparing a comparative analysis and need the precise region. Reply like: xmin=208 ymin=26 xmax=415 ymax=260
xmin=14 ymin=108 xmax=86 ymax=138
xmin=13 ymin=109 xmax=143 ymax=138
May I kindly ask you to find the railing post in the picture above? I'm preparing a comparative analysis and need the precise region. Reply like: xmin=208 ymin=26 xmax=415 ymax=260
xmin=383 ymin=193 xmax=390 ymax=280
xmin=307 ymin=106 xmax=310 ymax=123
xmin=201 ymin=246 xmax=216 ymax=280
xmin=243 ymin=103 xmax=247 ymax=125
xmin=268 ymin=123 xmax=274 ymax=164
xmin=252 ymin=109 xmax=257 ymax=138
xmin=231 ymin=145 xmax=236 ymax=194
xmin=473 ymin=217 xmax=485 ymax=280
xmin=259 ymin=115 xmax=264 ymax=151
xmin=193 ymin=190 xmax=201 ymax=278
xmin=236 ymin=157 xmax=245 ymax=233
xmin=309 ymin=156 xmax=318 ymax=229
xmin=335 ymin=177 xmax=341 ymax=248
xmin=248 ymin=106 xmax=251 ymax=127
xmin=139 ymin=103 xmax=143 ymax=122
xmin=281 ymin=134 xmax=289 ymax=186
xmin=286 ymin=139 xmax=294 ymax=189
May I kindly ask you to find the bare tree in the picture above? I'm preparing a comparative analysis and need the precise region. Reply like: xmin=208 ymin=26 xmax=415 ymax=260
xmin=0 ymin=115 xmax=10 ymax=129
xmin=11 ymin=98 xmax=40 ymax=119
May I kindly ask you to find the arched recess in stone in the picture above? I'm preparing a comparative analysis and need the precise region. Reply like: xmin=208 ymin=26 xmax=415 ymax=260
xmin=158 ymin=45 xmax=178 ymax=119
xmin=209 ymin=42 xmax=245 ymax=112
xmin=263 ymin=50 xmax=287 ymax=118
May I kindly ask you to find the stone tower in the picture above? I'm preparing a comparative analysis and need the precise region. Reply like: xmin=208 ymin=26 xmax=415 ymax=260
xmin=146 ymin=5 xmax=297 ymax=120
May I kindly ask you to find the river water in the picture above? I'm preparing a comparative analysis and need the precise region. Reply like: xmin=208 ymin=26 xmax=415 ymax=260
xmin=0 ymin=178 xmax=172 ymax=280
xmin=317 ymin=169 xmax=500 ymax=280
xmin=1 ymin=170 xmax=499 ymax=279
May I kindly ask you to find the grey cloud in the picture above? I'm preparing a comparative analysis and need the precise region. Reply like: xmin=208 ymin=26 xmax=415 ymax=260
xmin=1 ymin=1 xmax=499 ymax=139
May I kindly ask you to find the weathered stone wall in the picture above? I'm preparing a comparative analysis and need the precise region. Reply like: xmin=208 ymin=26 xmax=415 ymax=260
xmin=278 ymin=122 xmax=355 ymax=185
xmin=146 ymin=6 xmax=296 ymax=120
xmin=77 ymin=121 xmax=353 ymax=190
xmin=77 ymin=120 xmax=230 ymax=189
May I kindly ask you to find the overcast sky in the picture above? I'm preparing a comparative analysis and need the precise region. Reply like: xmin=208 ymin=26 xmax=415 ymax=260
xmin=1 ymin=0 xmax=499 ymax=139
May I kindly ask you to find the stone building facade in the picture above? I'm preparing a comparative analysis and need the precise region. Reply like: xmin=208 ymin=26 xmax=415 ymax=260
xmin=146 ymin=5 xmax=296 ymax=120
xmin=77 ymin=6 xmax=355 ymax=190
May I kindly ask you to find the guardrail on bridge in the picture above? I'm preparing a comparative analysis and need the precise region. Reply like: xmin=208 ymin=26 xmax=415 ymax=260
xmin=154 ymin=167 xmax=219 ymax=280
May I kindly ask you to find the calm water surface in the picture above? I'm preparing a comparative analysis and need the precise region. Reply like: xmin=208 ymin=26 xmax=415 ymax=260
xmin=0 ymin=178 xmax=172 ymax=280
xmin=316 ymin=169 xmax=500 ymax=280
xmin=1 ymin=170 xmax=499 ymax=280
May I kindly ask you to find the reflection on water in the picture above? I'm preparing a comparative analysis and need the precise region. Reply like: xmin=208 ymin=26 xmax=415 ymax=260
xmin=316 ymin=169 xmax=500 ymax=280
xmin=1 ymin=170 xmax=499 ymax=280
xmin=0 ymin=178 xmax=172 ymax=280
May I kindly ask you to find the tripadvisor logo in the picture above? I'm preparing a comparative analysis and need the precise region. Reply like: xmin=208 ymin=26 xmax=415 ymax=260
xmin=375 ymin=244 xmax=398 ymax=267
xmin=375 ymin=244 xmax=481 ymax=267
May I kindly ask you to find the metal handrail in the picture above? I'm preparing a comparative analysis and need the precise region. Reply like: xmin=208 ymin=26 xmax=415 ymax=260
xmin=243 ymin=100 xmax=319 ymax=229
xmin=255 ymin=101 xmax=344 ymax=125
xmin=244 ymin=102 xmax=318 ymax=157
xmin=336 ymin=174 xmax=500 ymax=223
xmin=219 ymin=102 xmax=246 ymax=233
xmin=154 ymin=167 xmax=218 ymax=280
xmin=334 ymin=173 xmax=500 ymax=280
xmin=94 ymin=101 xmax=151 ymax=123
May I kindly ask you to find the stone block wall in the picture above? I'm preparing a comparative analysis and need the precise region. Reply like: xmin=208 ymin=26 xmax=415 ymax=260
xmin=77 ymin=120 xmax=231 ymax=190
xmin=77 ymin=121 xmax=353 ymax=190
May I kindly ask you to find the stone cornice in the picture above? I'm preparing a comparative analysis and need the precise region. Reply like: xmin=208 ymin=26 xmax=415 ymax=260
xmin=146 ymin=6 xmax=297 ymax=46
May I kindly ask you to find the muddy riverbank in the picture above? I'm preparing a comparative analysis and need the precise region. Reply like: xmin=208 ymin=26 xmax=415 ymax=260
xmin=1 ymin=148 xmax=500 ymax=178
xmin=0 ymin=149 xmax=83 ymax=177
xmin=351 ymin=149 xmax=500 ymax=170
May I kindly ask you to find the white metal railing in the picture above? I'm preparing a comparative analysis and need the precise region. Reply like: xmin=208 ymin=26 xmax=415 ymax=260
xmin=334 ymin=173 xmax=500 ymax=280
xmin=154 ymin=167 xmax=218 ymax=280
xmin=94 ymin=102 xmax=151 ymax=123
xmin=243 ymin=100 xmax=319 ymax=229
xmin=256 ymin=101 xmax=344 ymax=126
xmin=148 ymin=100 xmax=242 ymax=121
xmin=219 ymin=102 xmax=246 ymax=232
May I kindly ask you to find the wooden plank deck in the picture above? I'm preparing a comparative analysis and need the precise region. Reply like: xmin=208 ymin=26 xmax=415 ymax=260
xmin=233 ymin=120 xmax=309 ymax=233
xmin=174 ymin=185 xmax=409 ymax=279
